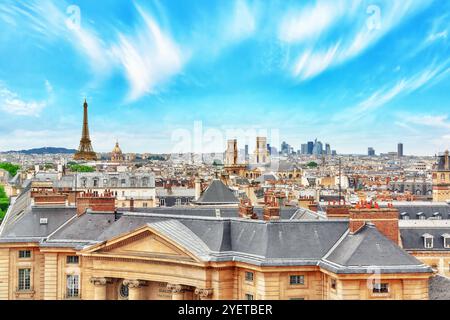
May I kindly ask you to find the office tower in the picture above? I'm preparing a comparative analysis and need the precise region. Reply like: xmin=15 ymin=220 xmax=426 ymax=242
xmin=301 ymin=144 xmax=308 ymax=155
xmin=398 ymin=143 xmax=404 ymax=157
xmin=307 ymin=141 xmax=314 ymax=155
xmin=325 ymin=143 xmax=331 ymax=155
xmin=313 ymin=139 xmax=323 ymax=155
xmin=368 ymin=147 xmax=375 ymax=156
xmin=245 ymin=144 xmax=249 ymax=162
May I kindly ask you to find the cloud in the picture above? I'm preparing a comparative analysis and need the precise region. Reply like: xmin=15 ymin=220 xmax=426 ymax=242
xmin=402 ymin=114 xmax=450 ymax=130
xmin=0 ymin=87 xmax=46 ymax=116
xmin=111 ymin=5 xmax=184 ymax=101
xmin=228 ymin=0 xmax=257 ymax=41
xmin=278 ymin=1 xmax=346 ymax=43
xmin=279 ymin=0 xmax=432 ymax=80
xmin=334 ymin=61 xmax=450 ymax=122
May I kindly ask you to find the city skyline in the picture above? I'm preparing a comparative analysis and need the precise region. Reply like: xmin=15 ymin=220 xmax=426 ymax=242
xmin=1 ymin=0 xmax=450 ymax=155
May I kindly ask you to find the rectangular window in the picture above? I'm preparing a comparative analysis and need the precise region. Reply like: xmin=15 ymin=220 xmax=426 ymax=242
xmin=290 ymin=275 xmax=305 ymax=285
xmin=331 ymin=279 xmax=337 ymax=290
xmin=373 ymin=282 xmax=389 ymax=294
xmin=245 ymin=272 xmax=254 ymax=282
xmin=176 ymin=198 xmax=182 ymax=206
xmin=245 ymin=294 xmax=254 ymax=300
xmin=66 ymin=275 xmax=79 ymax=298
xmin=444 ymin=237 xmax=450 ymax=249
xmin=18 ymin=250 xmax=31 ymax=259
xmin=425 ymin=237 xmax=433 ymax=249
xmin=160 ymin=198 xmax=166 ymax=207
xmin=143 ymin=202 xmax=148 ymax=208
xmin=18 ymin=268 xmax=31 ymax=291
xmin=66 ymin=256 xmax=79 ymax=264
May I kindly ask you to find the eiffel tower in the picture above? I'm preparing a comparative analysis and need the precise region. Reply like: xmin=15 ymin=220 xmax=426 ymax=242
xmin=74 ymin=99 xmax=97 ymax=161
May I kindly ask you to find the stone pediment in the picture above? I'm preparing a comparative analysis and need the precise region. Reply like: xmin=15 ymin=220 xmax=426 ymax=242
xmin=83 ymin=225 xmax=202 ymax=263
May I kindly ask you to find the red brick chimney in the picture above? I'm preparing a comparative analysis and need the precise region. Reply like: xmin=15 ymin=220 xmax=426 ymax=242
xmin=349 ymin=202 xmax=399 ymax=244
xmin=239 ymin=199 xmax=258 ymax=219
xmin=76 ymin=190 xmax=116 ymax=216
xmin=326 ymin=205 xmax=351 ymax=219
xmin=263 ymin=191 xmax=280 ymax=222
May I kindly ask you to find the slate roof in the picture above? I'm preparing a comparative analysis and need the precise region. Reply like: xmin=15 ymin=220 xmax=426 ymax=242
xmin=389 ymin=204 xmax=450 ymax=220
xmin=429 ymin=275 xmax=450 ymax=300
xmin=0 ymin=192 xmax=432 ymax=272
xmin=400 ymin=227 xmax=450 ymax=251
xmin=196 ymin=180 xmax=239 ymax=204
xmin=255 ymin=172 xmax=278 ymax=183
xmin=0 ymin=206 xmax=76 ymax=241
xmin=126 ymin=207 xmax=298 ymax=220
xmin=322 ymin=224 xmax=431 ymax=274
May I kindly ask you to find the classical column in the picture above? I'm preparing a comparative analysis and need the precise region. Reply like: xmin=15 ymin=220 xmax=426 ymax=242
xmin=123 ymin=280 xmax=147 ymax=300
xmin=167 ymin=284 xmax=185 ymax=300
xmin=195 ymin=288 xmax=213 ymax=300
xmin=90 ymin=277 xmax=111 ymax=300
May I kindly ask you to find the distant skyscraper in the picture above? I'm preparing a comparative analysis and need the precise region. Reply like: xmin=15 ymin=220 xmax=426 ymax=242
xmin=313 ymin=139 xmax=323 ymax=155
xmin=245 ymin=144 xmax=249 ymax=161
xmin=301 ymin=144 xmax=308 ymax=155
xmin=325 ymin=143 xmax=331 ymax=155
xmin=368 ymin=147 xmax=375 ymax=156
xmin=307 ymin=141 xmax=314 ymax=155
xmin=398 ymin=143 xmax=404 ymax=157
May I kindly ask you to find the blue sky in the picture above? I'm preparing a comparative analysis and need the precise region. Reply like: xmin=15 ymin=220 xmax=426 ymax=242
xmin=0 ymin=0 xmax=450 ymax=155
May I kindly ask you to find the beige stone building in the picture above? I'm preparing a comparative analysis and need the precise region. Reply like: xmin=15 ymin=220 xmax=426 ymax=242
xmin=0 ymin=186 xmax=437 ymax=300
xmin=433 ymin=150 xmax=450 ymax=202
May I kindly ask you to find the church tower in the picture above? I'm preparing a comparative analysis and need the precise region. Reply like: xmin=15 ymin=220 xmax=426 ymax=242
xmin=74 ymin=99 xmax=97 ymax=161
xmin=432 ymin=150 xmax=450 ymax=202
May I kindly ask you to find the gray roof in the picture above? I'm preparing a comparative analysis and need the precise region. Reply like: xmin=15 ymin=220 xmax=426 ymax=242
xmin=401 ymin=227 xmax=450 ymax=251
xmin=255 ymin=173 xmax=278 ymax=183
xmin=322 ymin=224 xmax=431 ymax=274
xmin=387 ymin=204 xmax=450 ymax=220
xmin=0 ymin=206 xmax=76 ymax=240
xmin=429 ymin=275 xmax=450 ymax=300
xmin=196 ymin=180 xmax=239 ymax=204
xmin=127 ymin=207 xmax=298 ymax=220
xmin=156 ymin=187 xmax=195 ymax=198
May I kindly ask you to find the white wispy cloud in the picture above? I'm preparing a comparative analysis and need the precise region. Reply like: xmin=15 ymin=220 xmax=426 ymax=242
xmin=1 ymin=0 xmax=185 ymax=101
xmin=111 ymin=5 xmax=184 ymax=101
xmin=279 ymin=0 xmax=432 ymax=80
xmin=0 ymin=87 xmax=46 ymax=116
xmin=334 ymin=61 xmax=450 ymax=122
xmin=401 ymin=114 xmax=450 ymax=130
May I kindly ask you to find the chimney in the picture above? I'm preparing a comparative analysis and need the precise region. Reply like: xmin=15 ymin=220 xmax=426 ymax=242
xmin=349 ymin=203 xmax=400 ymax=244
xmin=263 ymin=191 xmax=280 ymax=221
xmin=130 ymin=197 xmax=135 ymax=212
xmin=239 ymin=199 xmax=258 ymax=219
xmin=194 ymin=177 xmax=202 ymax=201
xmin=326 ymin=205 xmax=351 ymax=219
xmin=76 ymin=191 xmax=116 ymax=216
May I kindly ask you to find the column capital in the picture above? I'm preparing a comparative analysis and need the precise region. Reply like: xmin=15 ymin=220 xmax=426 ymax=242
xmin=194 ymin=288 xmax=213 ymax=298
xmin=90 ymin=277 xmax=112 ymax=286
xmin=167 ymin=283 xmax=190 ymax=294
xmin=123 ymin=279 xmax=147 ymax=289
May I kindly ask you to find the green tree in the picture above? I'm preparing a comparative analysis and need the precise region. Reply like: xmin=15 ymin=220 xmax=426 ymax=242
xmin=0 ymin=185 xmax=9 ymax=219
xmin=0 ymin=162 xmax=20 ymax=177
xmin=69 ymin=164 xmax=95 ymax=172
xmin=307 ymin=161 xmax=318 ymax=168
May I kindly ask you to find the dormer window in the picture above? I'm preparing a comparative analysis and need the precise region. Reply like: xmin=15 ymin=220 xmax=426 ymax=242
xmin=442 ymin=234 xmax=450 ymax=249
xmin=433 ymin=212 xmax=442 ymax=220
xmin=417 ymin=212 xmax=425 ymax=220
xmin=400 ymin=212 xmax=409 ymax=220
xmin=423 ymin=234 xmax=434 ymax=249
